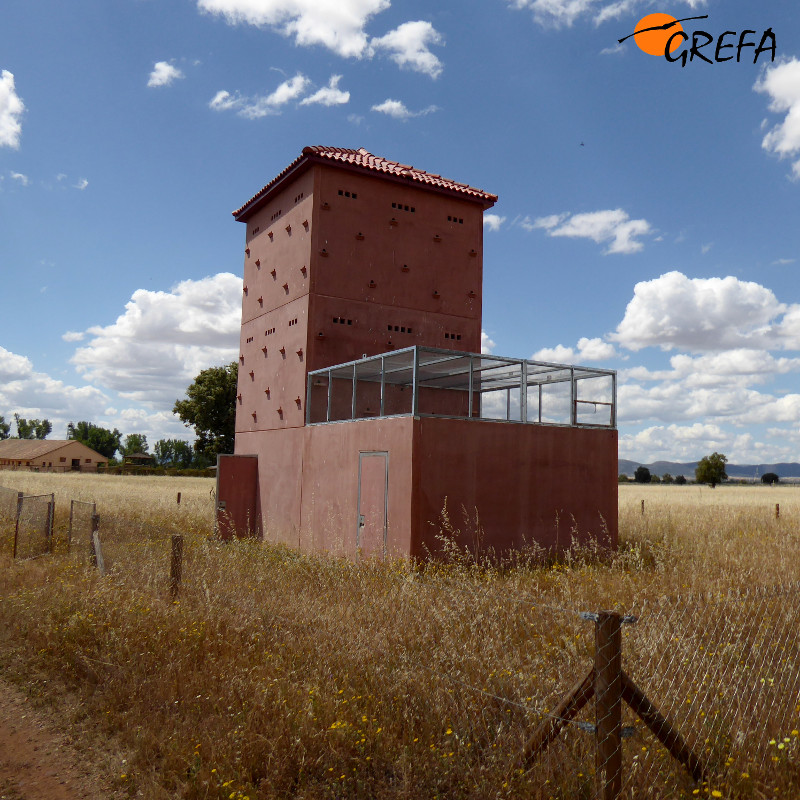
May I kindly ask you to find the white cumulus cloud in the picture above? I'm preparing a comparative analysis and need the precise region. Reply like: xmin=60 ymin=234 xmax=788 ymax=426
xmin=611 ymin=271 xmax=791 ymax=353
xmin=0 ymin=70 xmax=25 ymax=149
xmin=370 ymin=20 xmax=444 ymax=78
xmin=533 ymin=337 xmax=617 ymax=363
xmin=300 ymin=74 xmax=350 ymax=106
xmin=483 ymin=214 xmax=506 ymax=232
xmin=0 ymin=345 xmax=110 ymax=437
xmin=10 ymin=171 xmax=28 ymax=186
xmin=754 ymin=57 xmax=800 ymax=179
xmin=481 ymin=330 xmax=496 ymax=354
xmin=198 ymin=0 xmax=389 ymax=58
xmin=71 ymin=273 xmax=241 ymax=405
xmin=534 ymin=208 xmax=652 ymax=254
xmin=371 ymin=98 xmax=438 ymax=120
xmin=147 ymin=61 xmax=185 ymax=88
xmin=210 ymin=74 xmax=310 ymax=118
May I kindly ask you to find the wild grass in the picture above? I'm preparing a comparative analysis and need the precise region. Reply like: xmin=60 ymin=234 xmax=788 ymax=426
xmin=0 ymin=474 xmax=799 ymax=798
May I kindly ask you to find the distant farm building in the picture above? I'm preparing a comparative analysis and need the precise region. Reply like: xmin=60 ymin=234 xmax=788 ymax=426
xmin=215 ymin=146 xmax=618 ymax=558
xmin=0 ymin=439 xmax=107 ymax=473
xmin=122 ymin=452 xmax=156 ymax=468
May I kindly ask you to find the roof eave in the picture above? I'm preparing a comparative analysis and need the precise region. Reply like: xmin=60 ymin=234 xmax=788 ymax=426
xmin=233 ymin=148 xmax=497 ymax=221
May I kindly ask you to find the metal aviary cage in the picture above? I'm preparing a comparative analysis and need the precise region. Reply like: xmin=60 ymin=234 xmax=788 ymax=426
xmin=306 ymin=346 xmax=616 ymax=428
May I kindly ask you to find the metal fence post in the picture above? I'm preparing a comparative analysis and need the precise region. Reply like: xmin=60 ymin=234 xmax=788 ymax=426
xmin=595 ymin=611 xmax=622 ymax=800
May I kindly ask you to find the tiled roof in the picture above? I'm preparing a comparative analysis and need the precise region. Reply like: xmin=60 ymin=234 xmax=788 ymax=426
xmin=0 ymin=439 xmax=103 ymax=461
xmin=233 ymin=146 xmax=497 ymax=219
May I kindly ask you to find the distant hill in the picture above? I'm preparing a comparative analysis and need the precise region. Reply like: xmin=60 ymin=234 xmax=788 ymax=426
xmin=618 ymin=460 xmax=800 ymax=479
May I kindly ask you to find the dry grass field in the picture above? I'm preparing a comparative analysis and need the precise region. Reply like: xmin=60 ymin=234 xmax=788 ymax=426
xmin=1 ymin=473 xmax=799 ymax=799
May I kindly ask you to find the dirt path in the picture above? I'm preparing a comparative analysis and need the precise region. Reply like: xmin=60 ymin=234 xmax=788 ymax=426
xmin=0 ymin=677 xmax=115 ymax=800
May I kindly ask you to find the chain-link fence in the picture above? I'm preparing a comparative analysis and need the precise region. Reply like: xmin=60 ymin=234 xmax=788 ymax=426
xmin=68 ymin=499 xmax=97 ymax=554
xmin=511 ymin=584 xmax=800 ymax=798
xmin=0 ymin=486 xmax=23 ymax=552
xmin=12 ymin=492 xmax=54 ymax=560
xmin=0 ymin=485 xmax=22 ymax=518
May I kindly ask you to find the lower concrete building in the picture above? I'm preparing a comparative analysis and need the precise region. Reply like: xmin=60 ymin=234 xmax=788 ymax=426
xmin=217 ymin=347 xmax=618 ymax=559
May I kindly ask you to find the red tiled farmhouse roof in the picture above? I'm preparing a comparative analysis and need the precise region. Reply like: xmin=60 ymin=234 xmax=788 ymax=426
xmin=233 ymin=146 xmax=497 ymax=220
xmin=0 ymin=439 xmax=105 ymax=461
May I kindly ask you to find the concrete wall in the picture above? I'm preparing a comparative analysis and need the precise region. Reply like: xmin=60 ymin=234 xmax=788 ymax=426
xmin=235 ymin=428 xmax=305 ymax=548
xmin=235 ymin=416 xmax=616 ymax=561
xmin=412 ymin=418 xmax=618 ymax=558
xmin=300 ymin=417 xmax=415 ymax=558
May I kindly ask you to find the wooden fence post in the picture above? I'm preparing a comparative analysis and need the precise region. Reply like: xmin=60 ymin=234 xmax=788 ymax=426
xmin=170 ymin=533 xmax=183 ymax=599
xmin=776 ymin=503 xmax=780 ymax=520
xmin=68 ymin=499 xmax=75 ymax=553
xmin=12 ymin=492 xmax=23 ymax=559
xmin=595 ymin=612 xmax=623 ymax=800
xmin=641 ymin=499 xmax=645 ymax=515
xmin=89 ymin=515 xmax=106 ymax=577
xmin=46 ymin=495 xmax=54 ymax=554
xmin=177 ymin=492 xmax=181 ymax=505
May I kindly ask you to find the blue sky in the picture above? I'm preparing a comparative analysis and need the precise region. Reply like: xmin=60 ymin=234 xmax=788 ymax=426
xmin=1 ymin=0 xmax=799 ymax=464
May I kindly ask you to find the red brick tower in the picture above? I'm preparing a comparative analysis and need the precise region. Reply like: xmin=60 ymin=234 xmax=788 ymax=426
xmin=232 ymin=146 xmax=497 ymax=436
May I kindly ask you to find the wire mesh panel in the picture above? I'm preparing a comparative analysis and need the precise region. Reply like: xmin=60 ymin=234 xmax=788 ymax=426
xmin=0 ymin=485 xmax=22 ymax=520
xmin=619 ymin=587 xmax=800 ymax=797
xmin=0 ymin=485 xmax=22 ymax=553
xmin=69 ymin=499 xmax=97 ymax=554
xmin=14 ymin=493 xmax=54 ymax=560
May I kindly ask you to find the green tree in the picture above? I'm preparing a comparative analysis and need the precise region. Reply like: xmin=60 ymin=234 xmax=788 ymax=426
xmin=14 ymin=415 xmax=52 ymax=439
xmin=0 ymin=416 xmax=10 ymax=439
xmin=662 ymin=473 xmax=674 ymax=485
xmin=618 ymin=474 xmax=630 ymax=483
xmin=695 ymin=452 xmax=728 ymax=489
xmin=120 ymin=433 xmax=149 ymax=456
xmin=634 ymin=465 xmax=651 ymax=484
xmin=173 ymin=363 xmax=238 ymax=461
xmin=675 ymin=475 xmax=687 ymax=485
xmin=761 ymin=472 xmax=780 ymax=485
xmin=154 ymin=439 xmax=194 ymax=468
xmin=68 ymin=421 xmax=122 ymax=460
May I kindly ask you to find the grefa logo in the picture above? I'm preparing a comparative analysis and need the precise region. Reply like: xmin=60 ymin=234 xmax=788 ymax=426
xmin=619 ymin=14 xmax=776 ymax=67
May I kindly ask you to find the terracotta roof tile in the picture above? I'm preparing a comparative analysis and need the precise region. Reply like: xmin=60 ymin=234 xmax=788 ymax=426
xmin=233 ymin=146 xmax=497 ymax=219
